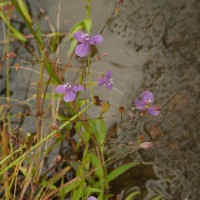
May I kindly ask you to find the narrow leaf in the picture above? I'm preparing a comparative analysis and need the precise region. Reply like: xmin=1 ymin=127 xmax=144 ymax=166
xmin=18 ymin=0 xmax=32 ymax=24
xmin=125 ymin=191 xmax=141 ymax=200
xmin=107 ymin=162 xmax=138 ymax=183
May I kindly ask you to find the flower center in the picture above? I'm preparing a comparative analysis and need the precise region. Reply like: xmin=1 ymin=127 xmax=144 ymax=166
xmin=82 ymin=33 xmax=90 ymax=41
xmin=144 ymin=99 xmax=151 ymax=109
xmin=107 ymin=78 xmax=113 ymax=85
xmin=64 ymin=82 xmax=72 ymax=90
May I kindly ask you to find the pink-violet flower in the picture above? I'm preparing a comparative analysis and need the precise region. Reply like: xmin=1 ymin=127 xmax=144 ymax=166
xmin=87 ymin=196 xmax=97 ymax=200
xmin=98 ymin=70 xmax=113 ymax=90
xmin=135 ymin=91 xmax=160 ymax=116
xmin=55 ymin=82 xmax=84 ymax=102
xmin=73 ymin=31 xmax=103 ymax=57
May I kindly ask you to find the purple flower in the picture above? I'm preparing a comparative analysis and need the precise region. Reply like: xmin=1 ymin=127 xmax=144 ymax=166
xmin=98 ymin=70 xmax=113 ymax=90
xmin=135 ymin=91 xmax=160 ymax=116
xmin=73 ymin=31 xmax=103 ymax=57
xmin=55 ymin=82 xmax=84 ymax=102
xmin=87 ymin=196 xmax=97 ymax=200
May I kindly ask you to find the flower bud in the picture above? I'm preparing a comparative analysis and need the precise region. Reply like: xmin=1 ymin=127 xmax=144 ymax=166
xmin=140 ymin=142 xmax=153 ymax=149
xmin=51 ymin=123 xmax=60 ymax=130
xmin=119 ymin=106 xmax=125 ymax=113
xmin=101 ymin=101 xmax=110 ymax=113
xmin=154 ymin=105 xmax=161 ymax=111
xmin=7 ymin=52 xmax=16 ymax=58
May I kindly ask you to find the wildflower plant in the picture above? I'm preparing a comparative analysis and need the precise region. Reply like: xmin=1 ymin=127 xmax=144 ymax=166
xmin=0 ymin=1 xmax=161 ymax=200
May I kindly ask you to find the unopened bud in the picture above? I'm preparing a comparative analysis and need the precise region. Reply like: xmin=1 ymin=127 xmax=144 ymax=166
xmin=138 ymin=135 xmax=145 ymax=143
xmin=115 ymin=8 xmax=120 ymax=13
xmin=154 ymin=105 xmax=161 ymax=111
xmin=102 ymin=52 xmax=107 ymax=57
xmin=119 ymin=106 xmax=125 ymax=113
xmin=54 ymin=154 xmax=62 ymax=162
xmin=140 ymin=142 xmax=153 ymax=149
xmin=51 ymin=123 xmax=60 ymax=130
xmin=101 ymin=101 xmax=110 ymax=113
xmin=14 ymin=64 xmax=20 ymax=71
xmin=7 ymin=52 xmax=16 ymax=58
xmin=140 ymin=110 xmax=147 ymax=116
xmin=94 ymin=95 xmax=102 ymax=106
xmin=44 ymin=49 xmax=49 ymax=57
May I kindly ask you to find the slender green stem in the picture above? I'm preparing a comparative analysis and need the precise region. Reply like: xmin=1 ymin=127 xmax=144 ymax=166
xmin=87 ymin=57 xmax=94 ymax=101
xmin=2 ymin=9 xmax=11 ymax=136
xmin=0 ymin=144 xmax=26 ymax=166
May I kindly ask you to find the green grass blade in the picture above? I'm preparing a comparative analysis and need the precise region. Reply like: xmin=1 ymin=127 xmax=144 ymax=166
xmin=18 ymin=0 xmax=32 ymax=24
xmin=125 ymin=191 xmax=141 ymax=200
xmin=106 ymin=162 xmax=138 ymax=183
xmin=96 ymin=119 xmax=106 ymax=153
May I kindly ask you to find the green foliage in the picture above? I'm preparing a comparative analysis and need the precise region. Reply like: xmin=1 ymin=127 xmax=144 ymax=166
xmin=17 ymin=0 xmax=32 ymax=24
xmin=41 ymin=166 xmax=71 ymax=189
xmin=43 ymin=56 xmax=62 ymax=84
xmin=96 ymin=119 xmax=106 ymax=153
xmin=59 ymin=178 xmax=81 ymax=197
xmin=125 ymin=191 xmax=141 ymax=200
xmin=49 ymin=32 xmax=65 ymax=53
xmin=107 ymin=162 xmax=138 ymax=183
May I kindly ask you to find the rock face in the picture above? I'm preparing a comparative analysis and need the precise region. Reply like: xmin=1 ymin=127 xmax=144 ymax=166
xmin=109 ymin=0 xmax=200 ymax=199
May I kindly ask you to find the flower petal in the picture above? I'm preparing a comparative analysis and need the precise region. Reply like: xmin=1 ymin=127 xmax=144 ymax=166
xmin=63 ymin=91 xmax=76 ymax=102
xmin=75 ymin=43 xmax=90 ymax=57
xmin=105 ymin=70 xmax=112 ymax=80
xmin=98 ymin=77 xmax=106 ymax=86
xmin=106 ymin=82 xmax=113 ymax=90
xmin=55 ymin=85 xmax=66 ymax=94
xmin=87 ymin=196 xmax=97 ymax=200
xmin=89 ymin=35 xmax=103 ymax=45
xmin=142 ymin=91 xmax=154 ymax=102
xmin=73 ymin=31 xmax=84 ymax=42
xmin=72 ymin=84 xmax=84 ymax=92
xmin=147 ymin=107 xmax=160 ymax=116
xmin=135 ymin=99 xmax=145 ymax=110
